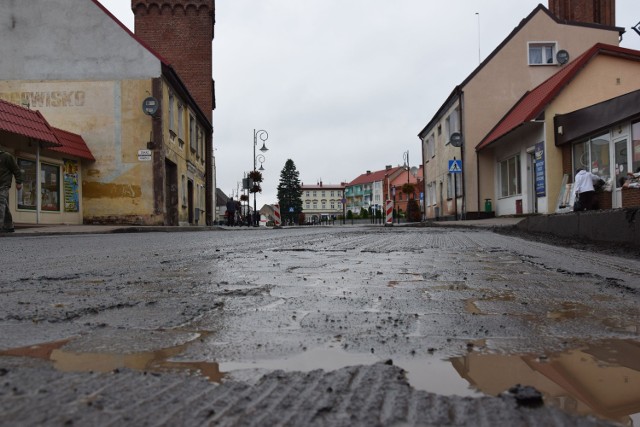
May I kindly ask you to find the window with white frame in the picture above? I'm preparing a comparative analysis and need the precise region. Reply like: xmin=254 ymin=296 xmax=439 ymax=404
xmin=528 ymin=42 xmax=556 ymax=65
xmin=306 ymin=202 xmax=310 ymax=209
xmin=446 ymin=108 xmax=459 ymax=140
xmin=428 ymin=181 xmax=437 ymax=206
xmin=189 ymin=115 xmax=196 ymax=152
xmin=424 ymin=134 xmax=435 ymax=160
xmin=168 ymin=93 xmax=175 ymax=132
xmin=177 ymin=104 xmax=184 ymax=141
xmin=499 ymin=155 xmax=521 ymax=197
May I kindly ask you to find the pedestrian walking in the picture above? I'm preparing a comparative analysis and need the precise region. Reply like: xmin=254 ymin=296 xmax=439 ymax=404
xmin=0 ymin=147 xmax=24 ymax=233
xmin=226 ymin=197 xmax=236 ymax=226
xmin=573 ymin=168 xmax=601 ymax=211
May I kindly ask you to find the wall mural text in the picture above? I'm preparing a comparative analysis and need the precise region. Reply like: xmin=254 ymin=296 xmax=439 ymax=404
xmin=0 ymin=91 xmax=86 ymax=108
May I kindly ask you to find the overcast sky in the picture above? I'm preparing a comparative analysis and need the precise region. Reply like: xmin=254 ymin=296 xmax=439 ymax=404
xmin=99 ymin=0 xmax=640 ymax=207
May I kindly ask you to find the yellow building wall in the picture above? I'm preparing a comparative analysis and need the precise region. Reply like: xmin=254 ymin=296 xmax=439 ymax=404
xmin=160 ymin=79 xmax=207 ymax=225
xmin=462 ymin=10 xmax=619 ymax=212
xmin=0 ymin=79 xmax=162 ymax=224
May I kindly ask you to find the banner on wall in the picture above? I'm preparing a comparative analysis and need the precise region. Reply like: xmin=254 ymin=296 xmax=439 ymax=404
xmin=63 ymin=159 xmax=79 ymax=212
xmin=535 ymin=141 xmax=546 ymax=197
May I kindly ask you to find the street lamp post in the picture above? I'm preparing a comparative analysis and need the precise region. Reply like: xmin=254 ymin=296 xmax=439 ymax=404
xmin=253 ymin=129 xmax=268 ymax=227
xmin=403 ymin=150 xmax=410 ymax=184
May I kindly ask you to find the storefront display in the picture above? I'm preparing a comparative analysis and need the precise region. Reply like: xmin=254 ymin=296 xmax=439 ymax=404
xmin=16 ymin=158 xmax=60 ymax=212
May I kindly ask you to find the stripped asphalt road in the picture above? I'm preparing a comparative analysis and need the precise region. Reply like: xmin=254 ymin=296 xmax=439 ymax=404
xmin=1 ymin=225 xmax=639 ymax=426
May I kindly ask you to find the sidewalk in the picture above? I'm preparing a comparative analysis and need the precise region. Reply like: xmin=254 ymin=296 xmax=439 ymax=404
xmin=2 ymin=224 xmax=223 ymax=237
xmin=0 ymin=217 xmax=526 ymax=237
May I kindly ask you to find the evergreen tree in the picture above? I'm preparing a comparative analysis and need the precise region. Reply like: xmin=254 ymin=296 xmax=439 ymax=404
xmin=277 ymin=159 xmax=303 ymax=224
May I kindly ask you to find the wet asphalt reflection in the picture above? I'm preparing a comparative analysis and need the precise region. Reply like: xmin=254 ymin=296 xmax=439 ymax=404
xmin=1 ymin=226 xmax=639 ymax=424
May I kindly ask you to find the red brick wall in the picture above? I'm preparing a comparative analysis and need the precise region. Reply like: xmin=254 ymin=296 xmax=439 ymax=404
xmin=622 ymin=188 xmax=640 ymax=207
xmin=132 ymin=0 xmax=214 ymax=122
xmin=548 ymin=0 xmax=615 ymax=27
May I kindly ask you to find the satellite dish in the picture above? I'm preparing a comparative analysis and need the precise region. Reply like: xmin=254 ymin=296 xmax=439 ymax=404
xmin=450 ymin=132 xmax=463 ymax=148
xmin=410 ymin=166 xmax=419 ymax=177
xmin=142 ymin=96 xmax=159 ymax=116
xmin=556 ymin=50 xmax=570 ymax=65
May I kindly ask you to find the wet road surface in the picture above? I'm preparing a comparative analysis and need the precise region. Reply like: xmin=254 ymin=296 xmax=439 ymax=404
xmin=1 ymin=225 xmax=639 ymax=426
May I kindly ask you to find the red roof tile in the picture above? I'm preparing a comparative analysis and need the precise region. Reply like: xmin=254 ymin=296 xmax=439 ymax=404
xmin=0 ymin=99 xmax=61 ymax=147
xmin=50 ymin=128 xmax=95 ymax=161
xmin=477 ymin=43 xmax=640 ymax=151
xmin=349 ymin=167 xmax=404 ymax=185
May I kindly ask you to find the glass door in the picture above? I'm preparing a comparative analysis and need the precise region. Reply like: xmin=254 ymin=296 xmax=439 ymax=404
xmin=613 ymin=136 xmax=628 ymax=208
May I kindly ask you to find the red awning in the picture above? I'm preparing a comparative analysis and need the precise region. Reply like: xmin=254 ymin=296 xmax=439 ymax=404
xmin=0 ymin=99 xmax=61 ymax=147
xmin=51 ymin=127 xmax=95 ymax=161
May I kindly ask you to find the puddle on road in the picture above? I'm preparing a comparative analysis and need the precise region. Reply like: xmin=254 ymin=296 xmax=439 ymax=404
xmin=0 ymin=334 xmax=225 ymax=383
xmin=2 ymin=338 xmax=639 ymax=424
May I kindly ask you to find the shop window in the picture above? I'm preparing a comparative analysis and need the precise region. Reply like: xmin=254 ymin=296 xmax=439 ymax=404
xmin=16 ymin=159 xmax=60 ymax=211
xmin=572 ymin=140 xmax=588 ymax=172
xmin=573 ymin=133 xmax=611 ymax=180
xmin=17 ymin=158 xmax=37 ymax=210
xmin=632 ymin=121 xmax=640 ymax=174
xmin=528 ymin=42 xmax=556 ymax=65
xmin=499 ymin=155 xmax=521 ymax=197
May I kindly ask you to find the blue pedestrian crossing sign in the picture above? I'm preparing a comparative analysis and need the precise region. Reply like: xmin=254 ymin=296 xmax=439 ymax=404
xmin=448 ymin=159 xmax=462 ymax=173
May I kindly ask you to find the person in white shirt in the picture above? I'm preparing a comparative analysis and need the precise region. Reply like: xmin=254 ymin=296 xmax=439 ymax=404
xmin=573 ymin=168 xmax=601 ymax=211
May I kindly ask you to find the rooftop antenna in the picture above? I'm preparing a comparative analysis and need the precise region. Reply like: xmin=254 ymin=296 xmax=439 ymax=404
xmin=476 ymin=12 xmax=481 ymax=64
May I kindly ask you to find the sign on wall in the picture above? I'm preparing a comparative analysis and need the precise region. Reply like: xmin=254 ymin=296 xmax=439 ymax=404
xmin=63 ymin=159 xmax=79 ymax=212
xmin=535 ymin=141 xmax=546 ymax=197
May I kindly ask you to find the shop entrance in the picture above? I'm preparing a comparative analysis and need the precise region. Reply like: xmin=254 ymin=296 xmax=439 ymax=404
xmin=187 ymin=180 xmax=194 ymax=224
xmin=528 ymin=151 xmax=538 ymax=214
xmin=164 ymin=160 xmax=179 ymax=226
xmin=613 ymin=136 xmax=628 ymax=208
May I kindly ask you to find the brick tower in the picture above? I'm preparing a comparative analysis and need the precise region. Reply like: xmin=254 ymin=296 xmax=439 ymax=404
xmin=132 ymin=0 xmax=215 ymax=122
xmin=548 ymin=0 xmax=615 ymax=27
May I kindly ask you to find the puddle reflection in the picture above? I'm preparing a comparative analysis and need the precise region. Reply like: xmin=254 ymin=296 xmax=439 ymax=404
xmin=0 ymin=336 xmax=225 ymax=383
xmin=2 ymin=338 xmax=639 ymax=424
xmin=450 ymin=340 xmax=640 ymax=425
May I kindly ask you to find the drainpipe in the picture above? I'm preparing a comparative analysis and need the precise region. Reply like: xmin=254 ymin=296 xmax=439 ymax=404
xmin=36 ymin=142 xmax=41 ymax=224
xmin=458 ymin=90 xmax=466 ymax=219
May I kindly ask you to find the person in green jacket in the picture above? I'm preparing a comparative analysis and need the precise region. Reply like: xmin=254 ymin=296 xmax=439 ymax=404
xmin=0 ymin=148 xmax=24 ymax=233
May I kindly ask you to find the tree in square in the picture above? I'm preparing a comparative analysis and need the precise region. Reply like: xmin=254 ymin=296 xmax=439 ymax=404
xmin=277 ymin=159 xmax=303 ymax=224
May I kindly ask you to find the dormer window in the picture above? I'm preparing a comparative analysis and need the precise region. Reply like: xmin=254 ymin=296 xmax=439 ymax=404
xmin=528 ymin=42 xmax=556 ymax=65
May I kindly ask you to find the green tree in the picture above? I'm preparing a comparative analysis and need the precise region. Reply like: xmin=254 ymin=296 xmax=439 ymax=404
xmin=277 ymin=159 xmax=303 ymax=224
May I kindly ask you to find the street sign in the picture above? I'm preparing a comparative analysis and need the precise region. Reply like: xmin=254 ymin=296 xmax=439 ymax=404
xmin=289 ymin=207 xmax=294 ymax=213
xmin=138 ymin=149 xmax=152 ymax=161
xmin=448 ymin=159 xmax=462 ymax=173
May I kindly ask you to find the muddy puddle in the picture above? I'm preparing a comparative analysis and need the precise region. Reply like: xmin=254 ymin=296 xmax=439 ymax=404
xmin=2 ymin=338 xmax=639 ymax=425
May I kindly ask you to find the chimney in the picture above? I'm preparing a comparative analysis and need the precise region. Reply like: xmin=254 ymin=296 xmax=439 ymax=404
xmin=366 ymin=170 xmax=371 ymax=175
xmin=548 ymin=0 xmax=615 ymax=26
xmin=386 ymin=165 xmax=392 ymax=170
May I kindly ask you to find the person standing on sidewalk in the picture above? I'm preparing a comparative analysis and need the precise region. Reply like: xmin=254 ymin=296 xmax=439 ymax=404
xmin=0 ymin=148 xmax=24 ymax=233
xmin=573 ymin=168 xmax=600 ymax=211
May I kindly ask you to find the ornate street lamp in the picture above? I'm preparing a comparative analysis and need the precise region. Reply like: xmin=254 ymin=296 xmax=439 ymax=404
xmin=252 ymin=129 xmax=269 ymax=226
